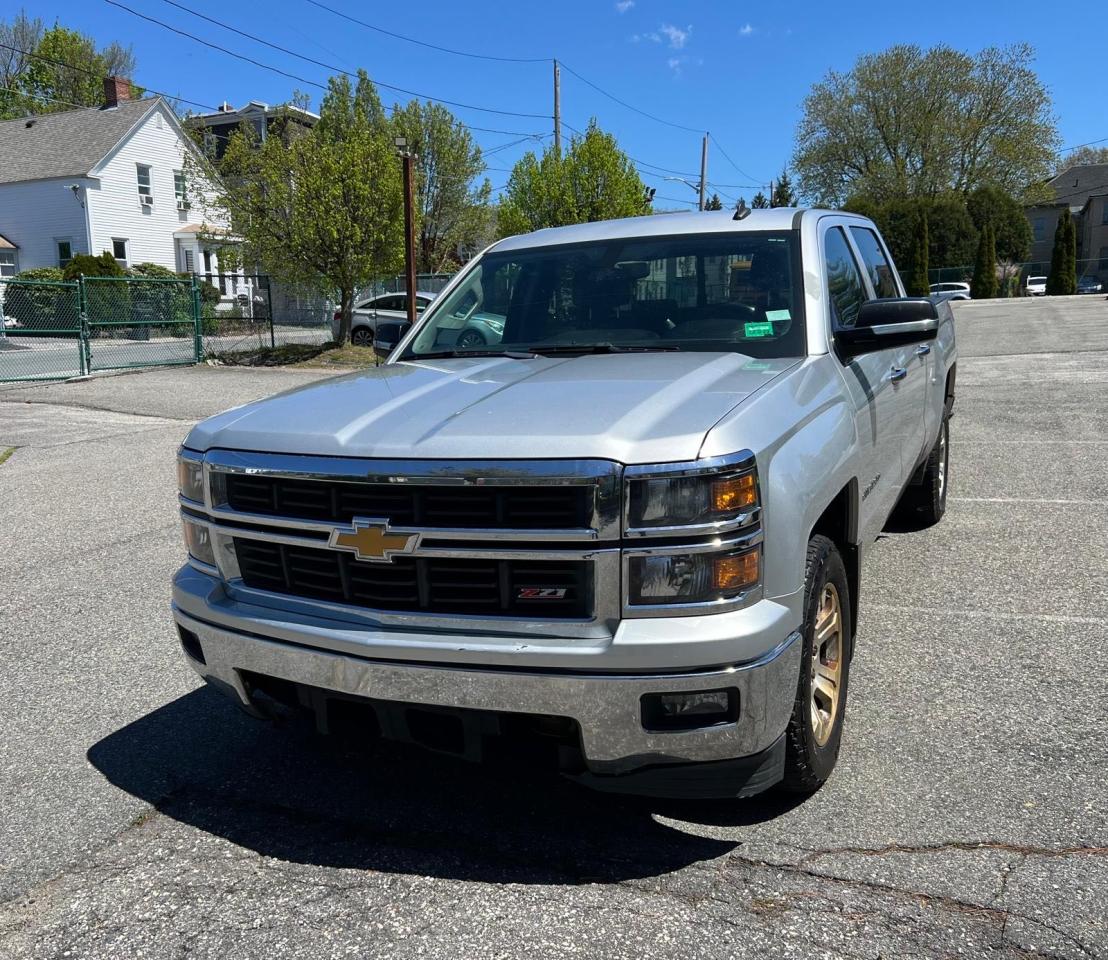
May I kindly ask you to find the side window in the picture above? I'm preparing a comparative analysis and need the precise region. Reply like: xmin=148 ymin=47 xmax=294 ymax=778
xmin=376 ymin=296 xmax=403 ymax=312
xmin=849 ymin=226 xmax=899 ymax=298
xmin=824 ymin=227 xmax=867 ymax=331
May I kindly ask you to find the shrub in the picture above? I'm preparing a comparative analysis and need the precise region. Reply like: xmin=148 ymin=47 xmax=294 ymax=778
xmin=62 ymin=251 xmax=126 ymax=280
xmin=972 ymin=225 xmax=998 ymax=299
xmin=2 ymin=267 xmax=78 ymax=330
xmin=127 ymin=262 xmax=193 ymax=326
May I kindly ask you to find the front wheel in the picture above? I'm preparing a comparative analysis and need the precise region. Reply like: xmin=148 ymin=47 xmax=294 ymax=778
xmin=351 ymin=327 xmax=373 ymax=347
xmin=781 ymin=535 xmax=852 ymax=793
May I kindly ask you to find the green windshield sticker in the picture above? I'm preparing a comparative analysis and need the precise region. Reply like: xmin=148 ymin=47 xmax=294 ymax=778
xmin=743 ymin=360 xmax=773 ymax=371
xmin=744 ymin=321 xmax=775 ymax=338
xmin=765 ymin=309 xmax=791 ymax=322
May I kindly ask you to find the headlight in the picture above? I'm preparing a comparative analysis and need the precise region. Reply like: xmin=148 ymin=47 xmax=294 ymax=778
xmin=177 ymin=451 xmax=205 ymax=503
xmin=628 ymin=545 xmax=760 ymax=606
xmin=625 ymin=456 xmax=758 ymax=534
xmin=181 ymin=517 xmax=216 ymax=566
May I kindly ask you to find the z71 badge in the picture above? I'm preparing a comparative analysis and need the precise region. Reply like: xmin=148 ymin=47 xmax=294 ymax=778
xmin=516 ymin=587 xmax=568 ymax=600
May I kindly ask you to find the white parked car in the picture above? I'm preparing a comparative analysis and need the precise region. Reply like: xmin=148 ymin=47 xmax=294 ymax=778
xmin=929 ymin=282 xmax=971 ymax=303
xmin=1025 ymin=276 xmax=1047 ymax=297
xmin=332 ymin=291 xmax=437 ymax=347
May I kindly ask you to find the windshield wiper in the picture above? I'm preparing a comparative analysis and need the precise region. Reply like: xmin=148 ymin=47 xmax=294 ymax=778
xmin=407 ymin=349 xmax=539 ymax=360
xmin=526 ymin=343 xmax=682 ymax=355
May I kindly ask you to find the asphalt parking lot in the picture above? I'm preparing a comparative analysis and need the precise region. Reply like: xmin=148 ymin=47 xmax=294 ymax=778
xmin=1 ymin=296 xmax=1106 ymax=959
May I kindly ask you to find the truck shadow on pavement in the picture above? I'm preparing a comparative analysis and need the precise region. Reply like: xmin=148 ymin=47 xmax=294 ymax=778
xmin=87 ymin=686 xmax=805 ymax=884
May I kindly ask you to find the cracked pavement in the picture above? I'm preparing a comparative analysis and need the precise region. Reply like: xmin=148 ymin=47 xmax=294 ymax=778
xmin=1 ymin=297 xmax=1106 ymax=958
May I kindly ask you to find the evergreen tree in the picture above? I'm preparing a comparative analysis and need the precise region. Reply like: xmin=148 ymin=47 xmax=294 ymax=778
xmin=907 ymin=209 xmax=930 ymax=296
xmin=972 ymin=224 xmax=997 ymax=299
xmin=771 ymin=169 xmax=796 ymax=207
xmin=704 ymin=193 xmax=723 ymax=211
xmin=751 ymin=191 xmax=770 ymax=209
xmin=1046 ymin=209 xmax=1075 ymax=295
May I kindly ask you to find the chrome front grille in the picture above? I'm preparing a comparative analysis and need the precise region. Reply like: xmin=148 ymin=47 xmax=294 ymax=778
xmin=182 ymin=451 xmax=623 ymax=634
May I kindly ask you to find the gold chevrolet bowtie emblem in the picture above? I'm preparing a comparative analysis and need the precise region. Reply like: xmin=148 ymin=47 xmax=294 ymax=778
xmin=328 ymin=519 xmax=420 ymax=563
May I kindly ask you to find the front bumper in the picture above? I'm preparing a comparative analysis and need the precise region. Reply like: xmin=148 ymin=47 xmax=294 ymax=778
xmin=171 ymin=603 xmax=801 ymax=777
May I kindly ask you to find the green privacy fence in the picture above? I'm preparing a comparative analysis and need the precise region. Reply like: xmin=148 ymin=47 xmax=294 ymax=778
xmin=1 ymin=274 xmax=202 ymax=382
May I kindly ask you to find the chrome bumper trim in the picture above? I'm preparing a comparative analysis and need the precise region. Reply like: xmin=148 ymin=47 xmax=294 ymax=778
xmin=172 ymin=606 xmax=800 ymax=774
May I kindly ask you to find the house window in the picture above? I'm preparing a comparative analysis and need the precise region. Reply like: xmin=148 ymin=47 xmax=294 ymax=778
xmin=183 ymin=249 xmax=195 ymax=273
xmin=203 ymin=250 xmax=213 ymax=287
xmin=57 ymin=240 xmax=73 ymax=266
xmin=174 ymin=171 xmax=188 ymax=209
xmin=1033 ymin=217 xmax=1045 ymax=241
xmin=137 ymin=164 xmax=152 ymax=203
xmin=112 ymin=238 xmax=128 ymax=266
xmin=0 ymin=249 xmax=16 ymax=277
xmin=1102 ymin=201 xmax=1108 ymax=226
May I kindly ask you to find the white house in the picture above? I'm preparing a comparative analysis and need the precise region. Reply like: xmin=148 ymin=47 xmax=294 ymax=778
xmin=0 ymin=78 xmax=242 ymax=295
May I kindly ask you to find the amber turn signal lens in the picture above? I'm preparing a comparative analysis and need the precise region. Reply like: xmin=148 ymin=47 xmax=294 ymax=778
xmin=712 ymin=473 xmax=756 ymax=512
xmin=713 ymin=551 xmax=759 ymax=592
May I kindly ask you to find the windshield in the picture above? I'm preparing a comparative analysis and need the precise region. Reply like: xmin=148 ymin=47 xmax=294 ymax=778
xmin=401 ymin=231 xmax=805 ymax=360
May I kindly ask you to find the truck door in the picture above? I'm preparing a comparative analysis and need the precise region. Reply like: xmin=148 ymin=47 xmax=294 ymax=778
xmin=848 ymin=225 xmax=931 ymax=479
xmin=822 ymin=225 xmax=904 ymax=541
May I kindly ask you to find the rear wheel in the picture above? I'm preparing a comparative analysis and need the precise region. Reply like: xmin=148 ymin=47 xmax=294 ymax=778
xmin=902 ymin=415 xmax=950 ymax=525
xmin=781 ymin=535 xmax=851 ymax=793
xmin=456 ymin=329 xmax=486 ymax=349
xmin=351 ymin=326 xmax=373 ymax=347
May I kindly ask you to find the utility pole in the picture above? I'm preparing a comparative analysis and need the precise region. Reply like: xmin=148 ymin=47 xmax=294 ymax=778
xmin=769 ymin=178 xmax=775 ymax=208
xmin=698 ymin=133 xmax=708 ymax=211
xmin=395 ymin=137 xmax=418 ymax=328
xmin=553 ymin=59 xmax=562 ymax=155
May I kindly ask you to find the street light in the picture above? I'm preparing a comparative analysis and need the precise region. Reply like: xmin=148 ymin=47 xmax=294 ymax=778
xmin=664 ymin=176 xmax=704 ymax=210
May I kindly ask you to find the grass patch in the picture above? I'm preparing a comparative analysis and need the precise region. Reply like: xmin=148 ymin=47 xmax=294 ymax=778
xmin=0 ymin=447 xmax=15 ymax=467
xmin=209 ymin=342 xmax=383 ymax=369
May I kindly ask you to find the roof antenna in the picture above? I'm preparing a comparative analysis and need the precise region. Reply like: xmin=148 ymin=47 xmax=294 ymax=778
xmin=732 ymin=198 xmax=750 ymax=221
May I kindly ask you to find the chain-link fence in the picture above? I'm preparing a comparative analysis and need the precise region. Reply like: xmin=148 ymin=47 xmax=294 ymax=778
xmin=1 ymin=277 xmax=84 ymax=382
xmin=1 ymin=275 xmax=200 ymax=383
xmin=200 ymin=275 xmax=334 ymax=358
xmin=929 ymin=258 xmax=1108 ymax=295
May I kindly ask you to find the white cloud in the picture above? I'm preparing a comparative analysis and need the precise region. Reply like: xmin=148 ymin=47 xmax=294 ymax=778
xmin=615 ymin=0 xmax=635 ymax=12
xmin=739 ymin=23 xmax=755 ymax=36
xmin=631 ymin=30 xmax=661 ymax=43
xmin=659 ymin=23 xmax=691 ymax=49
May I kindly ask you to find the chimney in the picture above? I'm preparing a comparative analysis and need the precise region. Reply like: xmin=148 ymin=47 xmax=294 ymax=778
xmin=102 ymin=76 xmax=131 ymax=108
xmin=218 ymin=101 xmax=234 ymax=113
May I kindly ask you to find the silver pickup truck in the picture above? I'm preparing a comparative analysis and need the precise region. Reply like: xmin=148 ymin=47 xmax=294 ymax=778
xmin=173 ymin=208 xmax=956 ymax=800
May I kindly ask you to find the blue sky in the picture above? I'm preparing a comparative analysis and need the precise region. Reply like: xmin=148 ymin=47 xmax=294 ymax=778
xmin=31 ymin=0 xmax=1108 ymax=207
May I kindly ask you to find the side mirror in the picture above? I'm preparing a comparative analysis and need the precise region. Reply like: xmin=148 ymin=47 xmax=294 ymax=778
xmin=373 ymin=320 xmax=409 ymax=360
xmin=837 ymin=297 xmax=938 ymax=359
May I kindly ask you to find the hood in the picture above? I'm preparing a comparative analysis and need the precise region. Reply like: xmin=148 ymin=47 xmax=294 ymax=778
xmin=186 ymin=352 xmax=799 ymax=464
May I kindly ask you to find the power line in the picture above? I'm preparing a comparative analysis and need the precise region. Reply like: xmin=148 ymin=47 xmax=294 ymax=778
xmin=0 ymin=84 xmax=87 ymax=112
xmin=558 ymin=61 xmax=703 ymax=135
xmin=105 ymin=0 xmax=551 ymax=119
xmin=708 ymin=132 xmax=765 ymax=186
xmin=1061 ymin=135 xmax=1108 ymax=154
xmin=302 ymin=0 xmax=548 ymax=64
xmin=0 ymin=40 xmax=218 ymax=111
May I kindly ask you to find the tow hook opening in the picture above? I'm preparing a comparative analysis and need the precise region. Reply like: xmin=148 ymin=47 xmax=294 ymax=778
xmin=177 ymin=626 xmax=206 ymax=665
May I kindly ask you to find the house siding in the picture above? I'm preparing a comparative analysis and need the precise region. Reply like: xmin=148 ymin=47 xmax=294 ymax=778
xmin=0 ymin=177 xmax=92 ymax=271
xmin=85 ymin=102 xmax=195 ymax=270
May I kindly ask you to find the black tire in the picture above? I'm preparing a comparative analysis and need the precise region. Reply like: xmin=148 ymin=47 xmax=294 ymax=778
xmin=781 ymin=535 xmax=852 ymax=793
xmin=901 ymin=415 xmax=950 ymax=526
xmin=456 ymin=329 xmax=486 ymax=350
xmin=351 ymin=326 xmax=373 ymax=347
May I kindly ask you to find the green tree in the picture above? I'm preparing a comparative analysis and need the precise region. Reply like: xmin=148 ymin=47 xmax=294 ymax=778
xmin=498 ymin=121 xmax=646 ymax=235
xmin=0 ymin=11 xmax=43 ymax=118
xmin=1060 ymin=146 xmax=1108 ymax=167
xmin=907 ymin=210 xmax=930 ymax=296
xmin=972 ymin=225 xmax=997 ymax=299
xmin=751 ymin=191 xmax=770 ymax=209
xmin=794 ymin=43 xmax=1059 ymax=206
xmin=1045 ymin=209 xmax=1077 ymax=295
xmin=390 ymin=100 xmax=492 ymax=272
xmin=189 ymin=72 xmax=403 ymax=345
xmin=846 ymin=193 xmax=977 ymax=270
xmin=16 ymin=25 xmax=138 ymax=115
xmin=705 ymin=193 xmax=723 ymax=211
xmin=965 ymin=185 xmax=1032 ymax=263
xmin=771 ymin=169 xmax=796 ymax=207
